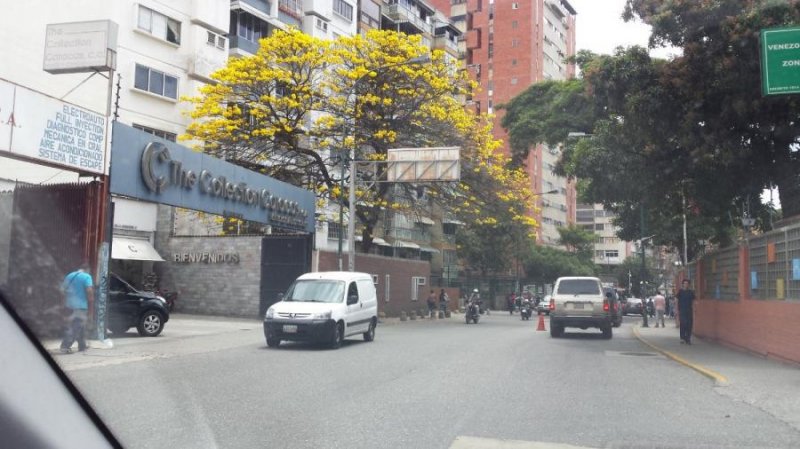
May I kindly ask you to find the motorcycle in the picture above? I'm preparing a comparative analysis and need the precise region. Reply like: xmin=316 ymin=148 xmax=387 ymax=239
xmin=520 ymin=302 xmax=532 ymax=320
xmin=465 ymin=299 xmax=480 ymax=324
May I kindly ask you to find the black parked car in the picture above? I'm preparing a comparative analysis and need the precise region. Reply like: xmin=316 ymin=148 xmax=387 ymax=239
xmin=107 ymin=273 xmax=170 ymax=337
xmin=623 ymin=297 xmax=644 ymax=316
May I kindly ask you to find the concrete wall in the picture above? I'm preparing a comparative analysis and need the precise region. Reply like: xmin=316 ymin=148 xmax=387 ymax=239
xmin=694 ymin=299 xmax=800 ymax=364
xmin=155 ymin=206 xmax=263 ymax=317
xmin=155 ymin=235 xmax=263 ymax=317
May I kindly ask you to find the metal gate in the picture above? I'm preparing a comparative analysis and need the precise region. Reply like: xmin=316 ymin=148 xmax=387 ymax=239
xmin=5 ymin=182 xmax=99 ymax=336
xmin=259 ymin=234 xmax=313 ymax=316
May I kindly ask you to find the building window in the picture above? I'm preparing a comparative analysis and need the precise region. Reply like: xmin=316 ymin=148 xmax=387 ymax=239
xmin=512 ymin=20 xmax=518 ymax=28
xmin=232 ymin=11 xmax=269 ymax=43
xmin=315 ymin=18 xmax=328 ymax=32
xmin=134 ymin=64 xmax=178 ymax=99
xmin=137 ymin=5 xmax=181 ymax=45
xmin=511 ymin=59 xmax=517 ymax=66
xmin=512 ymin=2 xmax=520 ymax=9
xmin=132 ymin=124 xmax=177 ymax=142
xmin=605 ymin=250 xmax=619 ymax=259
xmin=206 ymin=30 xmax=226 ymax=49
xmin=595 ymin=223 xmax=605 ymax=231
xmin=511 ymin=38 xmax=520 ymax=48
xmin=333 ymin=0 xmax=353 ymax=21
xmin=510 ymin=77 xmax=518 ymax=85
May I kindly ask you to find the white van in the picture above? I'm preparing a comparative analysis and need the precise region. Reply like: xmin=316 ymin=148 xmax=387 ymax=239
xmin=263 ymin=271 xmax=379 ymax=349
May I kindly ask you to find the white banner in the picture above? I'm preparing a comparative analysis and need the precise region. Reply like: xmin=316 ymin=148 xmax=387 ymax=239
xmin=0 ymin=79 xmax=106 ymax=175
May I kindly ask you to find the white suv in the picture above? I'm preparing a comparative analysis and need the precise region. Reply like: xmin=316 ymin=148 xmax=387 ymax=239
xmin=549 ymin=277 xmax=613 ymax=339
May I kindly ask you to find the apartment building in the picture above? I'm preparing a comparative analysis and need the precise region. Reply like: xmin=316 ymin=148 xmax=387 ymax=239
xmin=429 ymin=0 xmax=578 ymax=246
xmin=576 ymin=203 xmax=632 ymax=267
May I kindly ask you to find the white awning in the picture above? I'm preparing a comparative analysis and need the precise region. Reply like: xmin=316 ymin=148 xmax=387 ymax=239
xmin=355 ymin=236 xmax=391 ymax=246
xmin=419 ymin=245 xmax=440 ymax=253
xmin=415 ymin=216 xmax=435 ymax=225
xmin=111 ymin=237 xmax=165 ymax=262
xmin=394 ymin=240 xmax=420 ymax=249
xmin=444 ymin=218 xmax=465 ymax=225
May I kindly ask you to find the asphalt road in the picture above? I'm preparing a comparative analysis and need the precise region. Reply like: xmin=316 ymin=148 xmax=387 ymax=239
xmin=65 ymin=314 xmax=800 ymax=449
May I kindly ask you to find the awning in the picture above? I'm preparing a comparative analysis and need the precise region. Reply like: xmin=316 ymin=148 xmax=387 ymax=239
xmin=444 ymin=218 xmax=465 ymax=225
xmin=419 ymin=245 xmax=440 ymax=254
xmin=394 ymin=240 xmax=420 ymax=249
xmin=111 ymin=237 xmax=165 ymax=262
xmin=355 ymin=236 xmax=392 ymax=246
xmin=415 ymin=216 xmax=435 ymax=225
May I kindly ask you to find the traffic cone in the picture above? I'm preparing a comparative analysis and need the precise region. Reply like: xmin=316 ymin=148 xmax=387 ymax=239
xmin=536 ymin=312 xmax=546 ymax=331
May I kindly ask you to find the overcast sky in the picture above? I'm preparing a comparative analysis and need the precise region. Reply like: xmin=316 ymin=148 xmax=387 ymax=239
xmin=569 ymin=0 xmax=678 ymax=59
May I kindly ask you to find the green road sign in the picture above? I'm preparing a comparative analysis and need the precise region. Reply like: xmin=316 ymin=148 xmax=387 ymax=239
xmin=761 ymin=26 xmax=800 ymax=96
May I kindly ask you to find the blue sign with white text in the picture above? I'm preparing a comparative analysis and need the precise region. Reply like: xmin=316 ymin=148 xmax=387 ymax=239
xmin=110 ymin=123 xmax=315 ymax=233
xmin=793 ymin=259 xmax=800 ymax=281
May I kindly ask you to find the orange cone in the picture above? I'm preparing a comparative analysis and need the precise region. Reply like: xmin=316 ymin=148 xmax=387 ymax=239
xmin=536 ymin=312 xmax=546 ymax=331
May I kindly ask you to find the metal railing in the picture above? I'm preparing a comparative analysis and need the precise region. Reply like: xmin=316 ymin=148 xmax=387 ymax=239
xmin=749 ymin=223 xmax=800 ymax=300
xmin=702 ymin=245 xmax=739 ymax=300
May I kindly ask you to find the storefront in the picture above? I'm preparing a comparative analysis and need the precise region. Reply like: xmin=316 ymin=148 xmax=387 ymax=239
xmin=109 ymin=123 xmax=315 ymax=317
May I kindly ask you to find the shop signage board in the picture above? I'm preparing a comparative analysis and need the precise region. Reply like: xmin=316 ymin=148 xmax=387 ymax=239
xmin=43 ymin=20 xmax=118 ymax=74
xmin=110 ymin=123 xmax=315 ymax=233
xmin=761 ymin=26 xmax=800 ymax=96
xmin=0 ymin=79 xmax=107 ymax=175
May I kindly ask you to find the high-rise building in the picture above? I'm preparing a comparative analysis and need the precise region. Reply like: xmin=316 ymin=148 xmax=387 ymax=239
xmin=428 ymin=0 xmax=578 ymax=246
xmin=576 ymin=203 xmax=632 ymax=268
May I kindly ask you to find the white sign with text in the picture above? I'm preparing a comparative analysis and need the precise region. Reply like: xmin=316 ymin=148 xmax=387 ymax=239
xmin=0 ymin=79 xmax=107 ymax=175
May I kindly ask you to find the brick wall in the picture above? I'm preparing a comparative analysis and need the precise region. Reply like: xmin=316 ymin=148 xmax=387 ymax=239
xmin=318 ymin=251 xmax=440 ymax=317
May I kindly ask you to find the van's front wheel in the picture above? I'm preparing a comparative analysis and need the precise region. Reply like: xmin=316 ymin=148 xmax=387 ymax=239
xmin=363 ymin=318 xmax=376 ymax=342
xmin=330 ymin=322 xmax=344 ymax=349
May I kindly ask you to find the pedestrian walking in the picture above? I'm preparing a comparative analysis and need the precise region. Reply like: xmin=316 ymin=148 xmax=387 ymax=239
xmin=653 ymin=290 xmax=666 ymax=328
xmin=426 ymin=290 xmax=436 ymax=317
xmin=439 ymin=288 xmax=449 ymax=313
xmin=676 ymin=279 xmax=695 ymax=344
xmin=60 ymin=261 xmax=94 ymax=354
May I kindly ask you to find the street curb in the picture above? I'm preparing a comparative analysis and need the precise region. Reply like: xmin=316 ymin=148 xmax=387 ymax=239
xmin=632 ymin=325 xmax=729 ymax=387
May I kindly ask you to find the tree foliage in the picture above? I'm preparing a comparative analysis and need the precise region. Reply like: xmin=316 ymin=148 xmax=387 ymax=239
xmin=523 ymin=244 xmax=596 ymax=285
xmin=556 ymin=224 xmax=595 ymax=260
xmin=185 ymin=29 xmax=536 ymax=247
xmin=501 ymin=1 xmax=797 ymax=254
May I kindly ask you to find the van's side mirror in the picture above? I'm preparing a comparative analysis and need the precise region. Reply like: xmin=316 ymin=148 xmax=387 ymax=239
xmin=277 ymin=292 xmax=284 ymax=301
xmin=347 ymin=294 xmax=358 ymax=305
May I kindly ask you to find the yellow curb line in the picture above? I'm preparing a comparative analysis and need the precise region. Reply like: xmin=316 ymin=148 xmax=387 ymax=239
xmin=633 ymin=325 xmax=729 ymax=387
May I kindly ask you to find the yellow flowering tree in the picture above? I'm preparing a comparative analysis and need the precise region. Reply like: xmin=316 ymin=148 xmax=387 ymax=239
xmin=184 ymin=28 xmax=536 ymax=247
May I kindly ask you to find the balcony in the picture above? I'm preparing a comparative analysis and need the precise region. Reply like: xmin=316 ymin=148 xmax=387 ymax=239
xmin=278 ymin=0 xmax=303 ymax=19
xmin=386 ymin=227 xmax=431 ymax=243
xmin=229 ymin=35 xmax=260 ymax=56
xmin=383 ymin=3 xmax=432 ymax=35
xmin=433 ymin=35 xmax=459 ymax=55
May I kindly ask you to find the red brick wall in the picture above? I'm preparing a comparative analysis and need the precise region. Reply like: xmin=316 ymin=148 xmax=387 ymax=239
xmin=317 ymin=251 xmax=436 ymax=317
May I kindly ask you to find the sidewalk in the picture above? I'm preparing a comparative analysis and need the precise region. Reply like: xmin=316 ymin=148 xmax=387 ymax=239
xmin=633 ymin=319 xmax=800 ymax=433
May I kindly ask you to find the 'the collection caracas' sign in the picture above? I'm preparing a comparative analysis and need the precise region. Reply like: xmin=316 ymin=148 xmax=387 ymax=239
xmin=110 ymin=123 xmax=315 ymax=233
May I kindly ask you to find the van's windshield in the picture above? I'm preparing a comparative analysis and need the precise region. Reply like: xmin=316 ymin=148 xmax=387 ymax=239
xmin=284 ymin=280 xmax=345 ymax=303
xmin=556 ymin=280 xmax=601 ymax=295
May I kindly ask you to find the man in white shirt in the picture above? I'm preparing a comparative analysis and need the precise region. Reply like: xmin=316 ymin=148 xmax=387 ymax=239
xmin=653 ymin=290 xmax=666 ymax=328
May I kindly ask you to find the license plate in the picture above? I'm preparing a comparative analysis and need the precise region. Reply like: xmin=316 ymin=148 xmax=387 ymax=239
xmin=573 ymin=303 xmax=584 ymax=309
xmin=283 ymin=325 xmax=298 ymax=333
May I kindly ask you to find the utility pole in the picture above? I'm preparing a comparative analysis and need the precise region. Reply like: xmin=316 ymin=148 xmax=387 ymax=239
xmin=640 ymin=205 xmax=649 ymax=328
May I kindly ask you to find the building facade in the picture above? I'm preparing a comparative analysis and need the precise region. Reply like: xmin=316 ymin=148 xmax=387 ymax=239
xmin=428 ymin=0 xmax=578 ymax=246
xmin=576 ymin=203 xmax=632 ymax=267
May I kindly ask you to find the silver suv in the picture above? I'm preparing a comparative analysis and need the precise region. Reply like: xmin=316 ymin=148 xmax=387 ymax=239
xmin=549 ymin=277 xmax=613 ymax=339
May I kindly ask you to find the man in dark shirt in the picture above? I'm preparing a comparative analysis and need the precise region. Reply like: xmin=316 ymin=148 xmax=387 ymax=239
xmin=676 ymin=279 xmax=696 ymax=344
